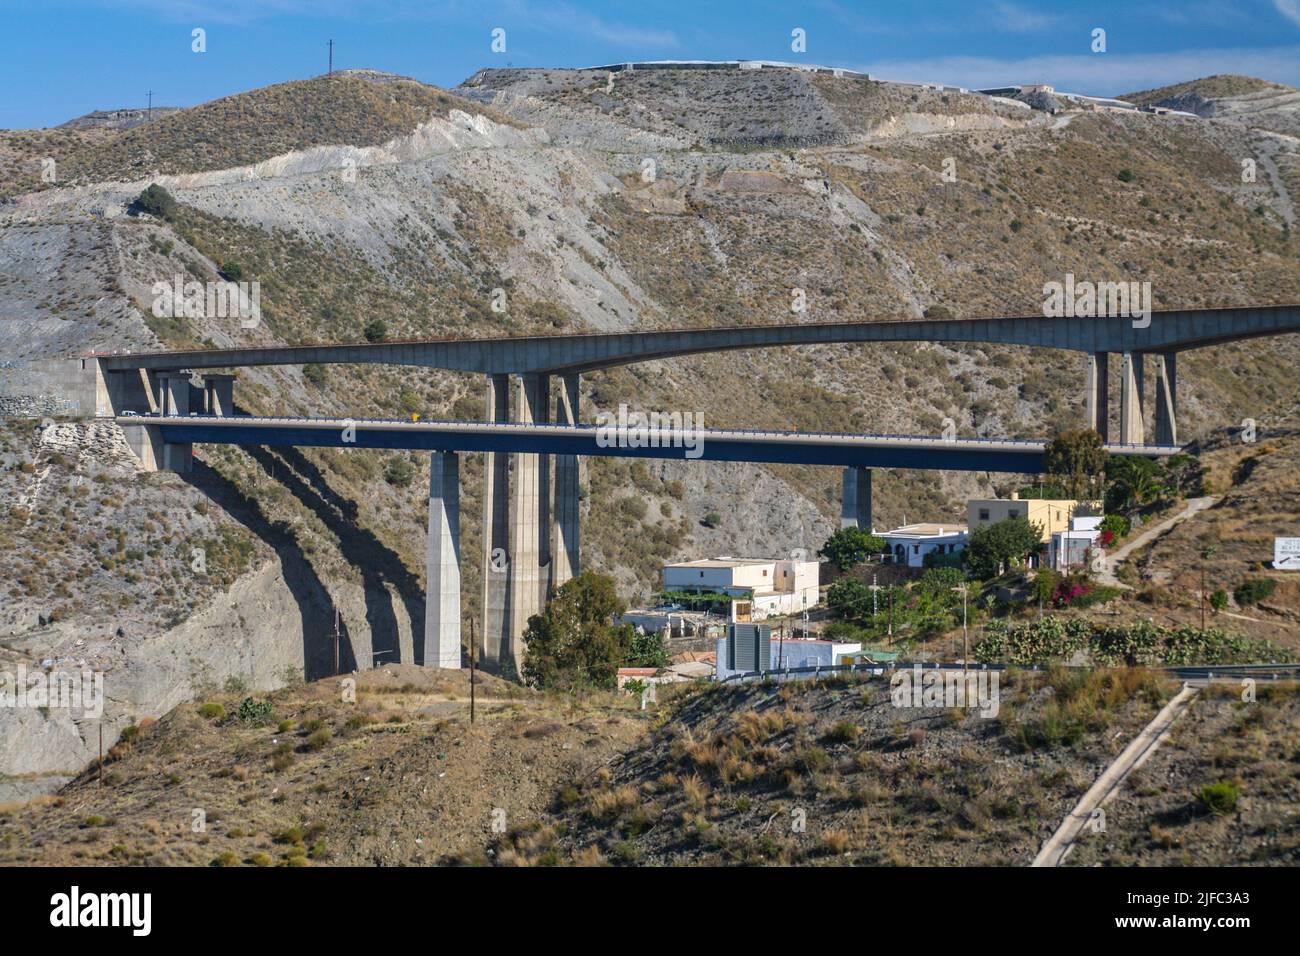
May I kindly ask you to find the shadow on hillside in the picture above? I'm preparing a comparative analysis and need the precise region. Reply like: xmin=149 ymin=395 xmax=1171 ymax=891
xmin=182 ymin=458 xmax=357 ymax=680
xmin=242 ymin=443 xmax=428 ymax=667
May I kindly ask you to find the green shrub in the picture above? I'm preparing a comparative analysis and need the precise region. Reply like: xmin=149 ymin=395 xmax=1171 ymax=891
xmin=1117 ymin=168 xmax=1136 ymax=182
xmin=306 ymin=728 xmax=332 ymax=751
xmin=1198 ymin=780 xmax=1239 ymax=815
xmin=384 ymin=456 xmax=415 ymax=487
xmin=133 ymin=183 xmax=176 ymax=219
xmin=363 ymin=318 xmax=388 ymax=342
xmin=199 ymin=702 xmax=225 ymax=720
xmin=1234 ymin=578 xmax=1276 ymax=607
xmin=219 ymin=262 xmax=243 ymax=281
xmin=1209 ymin=589 xmax=1228 ymax=613
xmin=235 ymin=697 xmax=275 ymax=726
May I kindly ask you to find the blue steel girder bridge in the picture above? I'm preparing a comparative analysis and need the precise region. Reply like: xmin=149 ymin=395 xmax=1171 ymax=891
xmin=92 ymin=303 xmax=1300 ymax=670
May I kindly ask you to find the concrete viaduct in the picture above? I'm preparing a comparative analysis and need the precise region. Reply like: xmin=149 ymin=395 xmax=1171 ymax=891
xmin=89 ymin=303 xmax=1300 ymax=672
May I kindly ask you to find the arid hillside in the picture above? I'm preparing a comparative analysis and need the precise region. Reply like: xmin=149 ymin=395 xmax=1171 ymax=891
xmin=4 ymin=666 xmax=1294 ymax=866
xmin=1 ymin=67 xmax=1298 ymax=798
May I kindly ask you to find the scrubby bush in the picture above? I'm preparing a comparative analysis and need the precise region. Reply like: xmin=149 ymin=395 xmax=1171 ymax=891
xmin=234 ymin=697 xmax=274 ymax=726
xmin=1198 ymin=780 xmax=1239 ymax=815
xmin=132 ymin=183 xmax=176 ymax=219
xmin=1234 ymin=578 xmax=1277 ymax=607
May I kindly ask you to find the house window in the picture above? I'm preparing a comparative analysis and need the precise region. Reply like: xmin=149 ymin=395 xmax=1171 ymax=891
xmin=1008 ymin=509 xmax=1020 ymax=519
xmin=913 ymin=545 xmax=919 ymax=554
xmin=978 ymin=508 xmax=990 ymax=521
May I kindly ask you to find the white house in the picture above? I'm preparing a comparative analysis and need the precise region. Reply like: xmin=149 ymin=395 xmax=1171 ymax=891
xmin=879 ymin=524 xmax=968 ymax=568
xmin=1050 ymin=515 xmax=1104 ymax=570
xmin=663 ymin=556 xmax=819 ymax=621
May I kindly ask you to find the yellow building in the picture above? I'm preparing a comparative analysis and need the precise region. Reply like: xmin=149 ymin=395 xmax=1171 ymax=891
xmin=966 ymin=493 xmax=1084 ymax=543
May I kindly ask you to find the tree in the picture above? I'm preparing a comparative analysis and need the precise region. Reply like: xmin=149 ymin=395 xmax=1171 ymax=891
xmin=383 ymin=455 xmax=414 ymax=487
xmin=363 ymin=318 xmax=388 ymax=342
xmin=628 ymin=629 xmax=670 ymax=669
xmin=1043 ymin=429 xmax=1108 ymax=500
xmin=827 ymin=578 xmax=874 ymax=622
xmin=132 ymin=183 xmax=176 ymax=220
xmin=521 ymin=571 xmax=634 ymax=690
xmin=1106 ymin=456 xmax=1168 ymax=515
xmin=965 ymin=516 xmax=1043 ymax=578
xmin=818 ymin=527 xmax=886 ymax=572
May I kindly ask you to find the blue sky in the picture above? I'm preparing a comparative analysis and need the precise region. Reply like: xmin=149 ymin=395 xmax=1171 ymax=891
xmin=2 ymin=0 xmax=1299 ymax=128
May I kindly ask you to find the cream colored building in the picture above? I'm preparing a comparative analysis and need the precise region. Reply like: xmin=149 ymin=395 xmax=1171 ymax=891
xmin=966 ymin=493 xmax=1084 ymax=543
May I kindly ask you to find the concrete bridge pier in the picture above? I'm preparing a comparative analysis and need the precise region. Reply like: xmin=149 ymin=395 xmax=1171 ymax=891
xmin=552 ymin=372 xmax=581 ymax=590
xmin=1154 ymin=352 xmax=1177 ymax=445
xmin=1085 ymin=352 xmax=1109 ymax=442
xmin=157 ymin=371 xmax=192 ymax=472
xmin=507 ymin=374 xmax=545 ymax=665
xmin=481 ymin=374 xmax=511 ymax=668
xmin=1120 ymin=352 xmax=1145 ymax=445
xmin=840 ymin=466 xmax=873 ymax=531
xmin=424 ymin=451 xmax=462 ymax=668
xmin=202 ymin=374 xmax=235 ymax=416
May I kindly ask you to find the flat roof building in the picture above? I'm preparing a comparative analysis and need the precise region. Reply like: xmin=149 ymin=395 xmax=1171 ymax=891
xmin=880 ymin=523 xmax=968 ymax=568
xmin=663 ymin=556 xmax=819 ymax=622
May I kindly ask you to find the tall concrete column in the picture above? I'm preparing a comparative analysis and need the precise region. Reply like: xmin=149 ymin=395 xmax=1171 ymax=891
xmin=481 ymin=374 xmax=511 ymax=668
xmin=203 ymin=374 xmax=235 ymax=416
xmin=507 ymin=373 xmax=545 ymax=668
xmin=157 ymin=372 xmax=192 ymax=472
xmin=840 ymin=467 xmax=873 ymax=531
xmin=552 ymin=373 xmax=581 ymax=590
xmin=424 ymin=451 xmax=461 ymax=669
xmin=536 ymin=374 xmax=552 ymax=584
xmin=1085 ymin=352 xmax=1109 ymax=442
xmin=1120 ymin=352 xmax=1145 ymax=446
xmin=1154 ymin=352 xmax=1177 ymax=446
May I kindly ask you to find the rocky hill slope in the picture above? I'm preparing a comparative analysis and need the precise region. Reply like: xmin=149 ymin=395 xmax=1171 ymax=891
xmin=5 ymin=667 xmax=1294 ymax=866
xmin=1 ymin=67 xmax=1298 ymax=796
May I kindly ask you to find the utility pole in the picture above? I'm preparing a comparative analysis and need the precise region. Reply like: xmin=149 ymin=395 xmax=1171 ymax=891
xmin=888 ymin=586 xmax=894 ymax=643
xmin=1200 ymin=545 xmax=1217 ymax=631
xmin=327 ymin=39 xmax=334 ymax=76
xmin=953 ymin=584 xmax=969 ymax=677
xmin=333 ymin=608 xmax=340 ymax=675
xmin=469 ymin=616 xmax=477 ymax=724
xmin=146 ymin=90 xmax=153 ymax=121
xmin=98 ymin=725 xmax=103 ymax=787
xmin=777 ymin=622 xmax=784 ymax=669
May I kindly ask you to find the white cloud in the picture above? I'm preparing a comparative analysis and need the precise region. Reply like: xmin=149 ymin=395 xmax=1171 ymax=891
xmin=991 ymin=2 xmax=1058 ymax=33
xmin=1275 ymin=0 xmax=1300 ymax=28
xmin=856 ymin=44 xmax=1300 ymax=95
